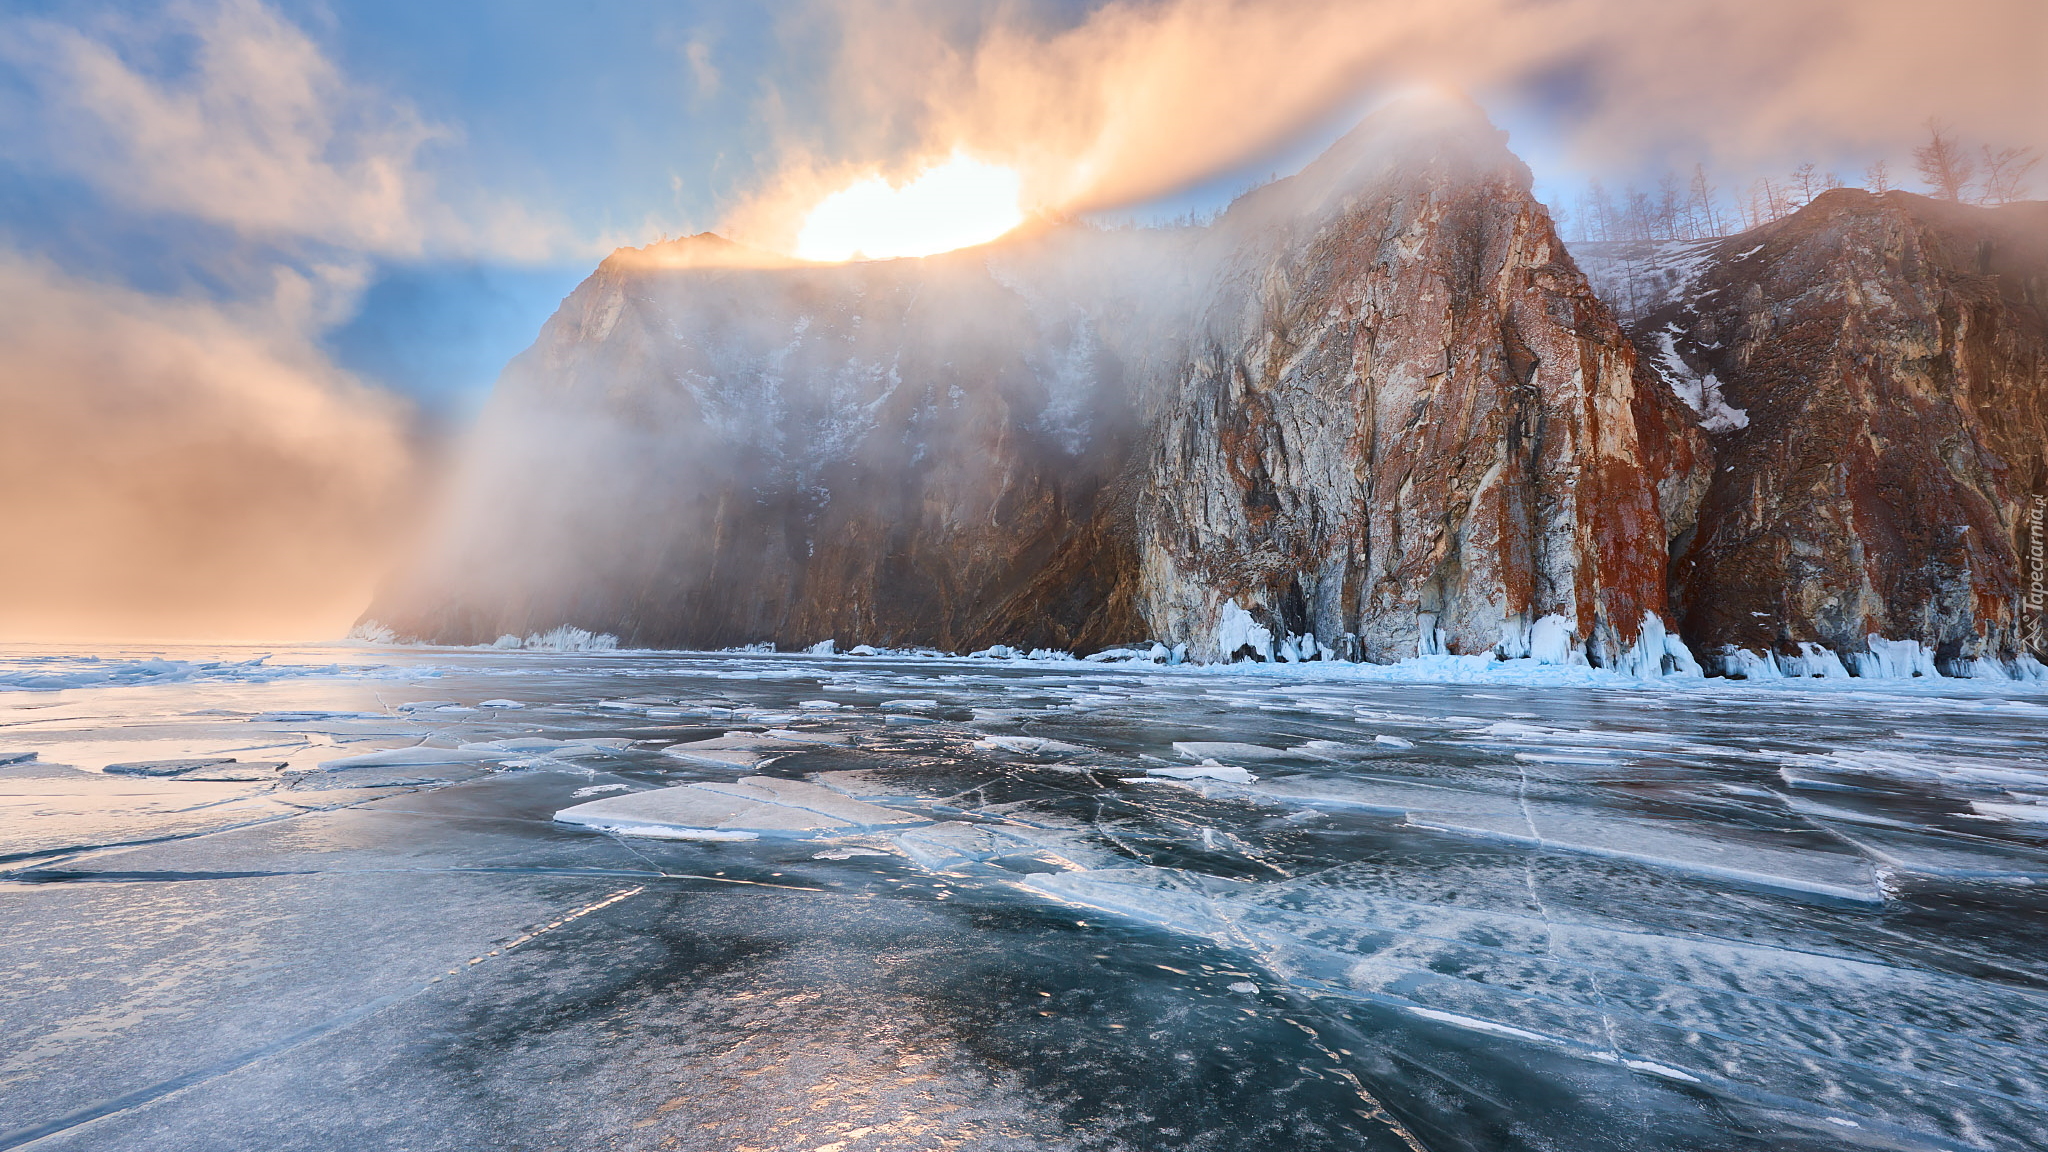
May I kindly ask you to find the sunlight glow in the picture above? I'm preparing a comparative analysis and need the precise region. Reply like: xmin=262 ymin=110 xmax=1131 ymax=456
xmin=795 ymin=155 xmax=1025 ymax=262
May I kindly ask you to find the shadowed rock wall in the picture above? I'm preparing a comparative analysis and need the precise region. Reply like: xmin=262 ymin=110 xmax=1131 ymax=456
xmin=1624 ymin=191 xmax=2048 ymax=670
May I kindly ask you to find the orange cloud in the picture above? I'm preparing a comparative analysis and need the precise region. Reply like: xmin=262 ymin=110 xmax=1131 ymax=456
xmin=0 ymin=257 xmax=419 ymax=643
xmin=725 ymin=0 xmax=2046 ymax=251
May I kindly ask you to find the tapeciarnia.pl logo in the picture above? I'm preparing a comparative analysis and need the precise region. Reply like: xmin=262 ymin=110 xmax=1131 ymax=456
xmin=2028 ymin=493 xmax=2046 ymax=651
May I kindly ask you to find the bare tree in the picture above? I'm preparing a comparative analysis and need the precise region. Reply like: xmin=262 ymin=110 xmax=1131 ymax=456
xmin=1548 ymin=198 xmax=1573 ymax=240
xmin=1745 ymin=176 xmax=1794 ymax=227
xmin=1688 ymin=164 xmax=1725 ymax=236
xmin=1653 ymin=172 xmax=1685 ymax=239
xmin=1865 ymin=159 xmax=1893 ymax=193
xmin=1580 ymin=181 xmax=1616 ymax=242
xmin=1980 ymin=145 xmax=2041 ymax=205
xmin=1914 ymin=119 xmax=1976 ymax=202
xmin=1790 ymin=162 xmax=1820 ymax=206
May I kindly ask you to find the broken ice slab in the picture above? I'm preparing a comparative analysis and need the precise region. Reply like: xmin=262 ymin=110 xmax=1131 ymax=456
xmin=1777 ymin=765 xmax=1878 ymax=792
xmin=1170 ymin=741 xmax=1297 ymax=762
xmin=660 ymin=731 xmax=849 ymax=768
xmin=1 ymin=751 xmax=38 ymax=766
xmin=1407 ymin=806 xmax=1884 ymax=905
xmin=973 ymin=736 xmax=1089 ymax=756
xmin=1146 ymin=765 xmax=1258 ymax=783
xmin=1245 ymin=774 xmax=1510 ymax=816
xmin=894 ymin=821 xmax=1035 ymax=871
xmin=458 ymin=737 xmax=633 ymax=757
xmin=1288 ymin=740 xmax=1368 ymax=758
xmin=1023 ymin=867 xmax=1255 ymax=938
xmin=1232 ymin=774 xmax=1886 ymax=903
xmin=1826 ymin=824 xmax=2048 ymax=881
xmin=554 ymin=776 xmax=923 ymax=839
xmin=1970 ymin=801 xmax=2048 ymax=823
xmin=103 ymin=757 xmax=238 ymax=776
xmin=760 ymin=728 xmax=853 ymax=745
xmin=890 ymin=820 xmax=1113 ymax=873
xmin=315 ymin=746 xmax=503 ymax=771
xmin=178 ymin=763 xmax=290 ymax=781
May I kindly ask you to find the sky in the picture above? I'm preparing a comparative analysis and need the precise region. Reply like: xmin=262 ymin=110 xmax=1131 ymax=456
xmin=0 ymin=0 xmax=2040 ymax=640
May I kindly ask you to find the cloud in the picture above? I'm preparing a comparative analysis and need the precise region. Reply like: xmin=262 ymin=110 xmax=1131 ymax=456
xmin=1 ymin=0 xmax=436 ymax=253
xmin=724 ymin=0 xmax=2047 ymax=249
xmin=0 ymin=0 xmax=591 ymax=262
xmin=684 ymin=36 xmax=722 ymax=100
xmin=0 ymin=255 xmax=418 ymax=642
xmin=0 ymin=0 xmax=442 ymax=641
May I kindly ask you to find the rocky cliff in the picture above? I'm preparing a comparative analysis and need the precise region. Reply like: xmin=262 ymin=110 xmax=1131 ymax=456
xmin=371 ymin=100 xmax=1706 ymax=668
xmin=375 ymin=230 xmax=1174 ymax=651
xmin=1133 ymin=110 xmax=1705 ymax=667
xmin=1591 ymin=192 xmax=2048 ymax=675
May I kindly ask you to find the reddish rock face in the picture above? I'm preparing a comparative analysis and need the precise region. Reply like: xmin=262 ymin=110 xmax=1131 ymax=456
xmin=1627 ymin=191 xmax=2048 ymax=669
xmin=1136 ymin=106 xmax=1706 ymax=665
xmin=370 ymin=102 xmax=1703 ymax=663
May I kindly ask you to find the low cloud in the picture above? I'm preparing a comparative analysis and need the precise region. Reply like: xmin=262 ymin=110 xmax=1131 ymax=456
xmin=0 ymin=256 xmax=417 ymax=641
xmin=726 ymin=0 xmax=2046 ymax=249
xmin=0 ymin=0 xmax=443 ymax=641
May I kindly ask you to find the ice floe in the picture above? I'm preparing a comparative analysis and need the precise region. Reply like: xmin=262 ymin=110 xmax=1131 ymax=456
xmin=1146 ymin=765 xmax=1258 ymax=783
xmin=1169 ymin=741 xmax=1294 ymax=763
xmin=316 ymin=746 xmax=503 ymax=770
xmin=554 ymin=776 xmax=920 ymax=838
xmin=974 ymin=736 xmax=1089 ymax=756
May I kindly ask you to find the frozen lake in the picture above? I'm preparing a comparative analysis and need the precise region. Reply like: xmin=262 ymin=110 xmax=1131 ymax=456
xmin=4 ymin=645 xmax=2048 ymax=1151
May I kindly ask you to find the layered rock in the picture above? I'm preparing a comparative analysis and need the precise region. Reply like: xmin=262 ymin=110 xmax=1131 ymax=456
xmin=1599 ymin=192 xmax=2048 ymax=673
xmin=1133 ymin=110 xmax=1706 ymax=665
xmin=371 ymin=100 xmax=1705 ymax=667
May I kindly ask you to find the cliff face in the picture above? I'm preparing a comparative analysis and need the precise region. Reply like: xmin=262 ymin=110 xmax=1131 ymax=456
xmin=372 ymin=101 xmax=1706 ymax=665
xmin=376 ymin=232 xmax=1169 ymax=651
xmin=1134 ymin=113 xmax=1706 ymax=665
xmin=1610 ymin=192 xmax=2048 ymax=672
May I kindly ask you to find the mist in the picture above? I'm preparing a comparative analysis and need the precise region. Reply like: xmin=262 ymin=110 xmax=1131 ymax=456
xmin=368 ymin=217 xmax=1216 ymax=648
xmin=0 ymin=0 xmax=555 ymax=642
xmin=0 ymin=257 xmax=417 ymax=642
xmin=725 ymin=0 xmax=2044 ymax=249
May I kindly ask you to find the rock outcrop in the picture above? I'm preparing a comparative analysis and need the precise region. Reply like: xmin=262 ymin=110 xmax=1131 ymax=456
xmin=371 ymin=99 xmax=1706 ymax=667
xmin=1594 ymin=192 xmax=2048 ymax=673
xmin=1132 ymin=110 xmax=1705 ymax=665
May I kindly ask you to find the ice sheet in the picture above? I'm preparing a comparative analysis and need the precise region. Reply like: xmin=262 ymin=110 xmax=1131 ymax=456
xmin=8 ymin=641 xmax=2048 ymax=1151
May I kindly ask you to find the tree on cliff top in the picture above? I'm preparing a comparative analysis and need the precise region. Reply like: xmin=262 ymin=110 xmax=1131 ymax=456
xmin=1915 ymin=120 xmax=1976 ymax=202
xmin=1980 ymin=146 xmax=2041 ymax=206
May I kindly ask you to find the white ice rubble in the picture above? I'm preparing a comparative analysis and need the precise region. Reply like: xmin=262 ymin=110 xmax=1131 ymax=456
xmin=626 ymin=624 xmax=2044 ymax=690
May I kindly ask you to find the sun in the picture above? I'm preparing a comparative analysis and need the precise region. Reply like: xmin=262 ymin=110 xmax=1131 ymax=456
xmin=795 ymin=154 xmax=1025 ymax=262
